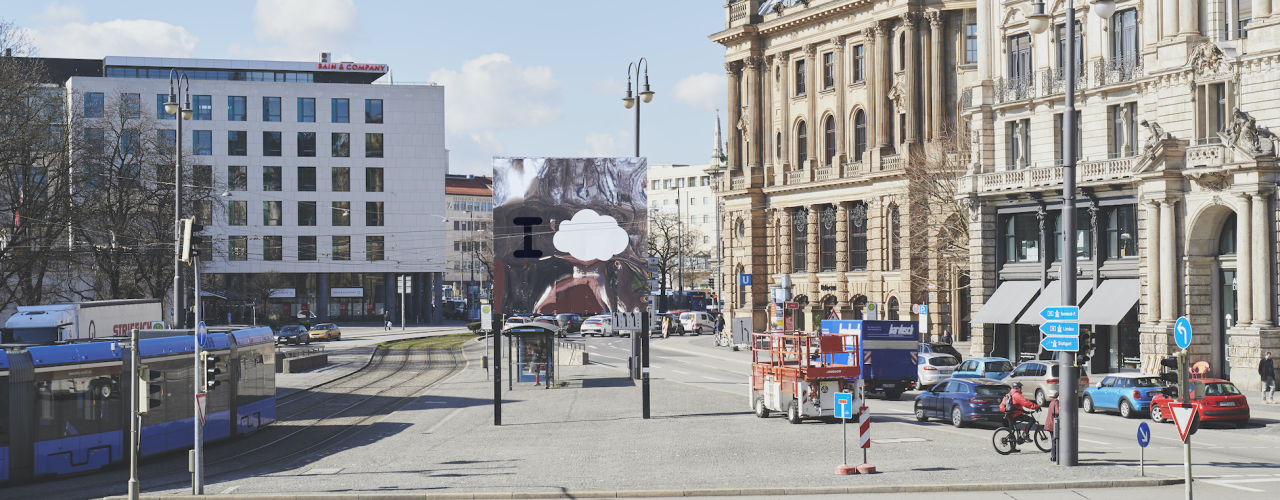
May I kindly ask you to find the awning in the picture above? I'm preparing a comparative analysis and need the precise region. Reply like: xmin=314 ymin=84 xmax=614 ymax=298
xmin=972 ymin=281 xmax=1042 ymax=324
xmin=1018 ymin=280 xmax=1093 ymax=325
xmin=1078 ymin=279 xmax=1140 ymax=325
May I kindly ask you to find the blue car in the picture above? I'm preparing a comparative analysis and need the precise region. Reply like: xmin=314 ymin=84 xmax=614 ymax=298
xmin=951 ymin=357 xmax=1015 ymax=380
xmin=1082 ymin=373 xmax=1171 ymax=418
xmin=914 ymin=378 xmax=1011 ymax=428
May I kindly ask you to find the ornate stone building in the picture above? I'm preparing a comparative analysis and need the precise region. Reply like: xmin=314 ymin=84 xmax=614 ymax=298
xmin=961 ymin=0 xmax=1280 ymax=387
xmin=712 ymin=1 xmax=983 ymax=337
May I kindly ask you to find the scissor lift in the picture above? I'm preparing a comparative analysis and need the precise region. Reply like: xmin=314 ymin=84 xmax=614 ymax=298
xmin=749 ymin=330 xmax=861 ymax=424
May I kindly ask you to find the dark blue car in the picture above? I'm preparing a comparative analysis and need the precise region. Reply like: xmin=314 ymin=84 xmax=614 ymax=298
xmin=914 ymin=378 xmax=1011 ymax=428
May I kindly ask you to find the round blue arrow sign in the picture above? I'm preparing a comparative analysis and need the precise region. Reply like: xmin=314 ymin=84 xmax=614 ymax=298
xmin=1175 ymin=316 xmax=1192 ymax=350
xmin=1137 ymin=422 xmax=1151 ymax=448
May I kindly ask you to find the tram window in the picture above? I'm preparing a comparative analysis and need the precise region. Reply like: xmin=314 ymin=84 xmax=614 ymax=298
xmin=36 ymin=374 xmax=122 ymax=442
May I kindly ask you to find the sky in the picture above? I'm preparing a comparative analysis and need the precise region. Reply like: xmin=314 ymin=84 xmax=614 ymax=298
xmin=7 ymin=0 xmax=729 ymax=176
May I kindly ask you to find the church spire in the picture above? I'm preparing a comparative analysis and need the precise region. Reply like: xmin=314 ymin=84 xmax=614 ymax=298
xmin=712 ymin=109 xmax=725 ymax=166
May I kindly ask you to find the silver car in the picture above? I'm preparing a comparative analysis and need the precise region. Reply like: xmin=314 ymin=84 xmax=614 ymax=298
xmin=917 ymin=353 xmax=960 ymax=386
xmin=1001 ymin=360 xmax=1091 ymax=406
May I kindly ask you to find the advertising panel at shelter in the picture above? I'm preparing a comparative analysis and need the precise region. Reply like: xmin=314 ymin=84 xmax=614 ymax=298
xmin=492 ymin=157 xmax=649 ymax=317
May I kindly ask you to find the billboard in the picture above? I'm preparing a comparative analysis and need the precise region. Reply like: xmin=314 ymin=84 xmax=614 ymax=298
xmin=492 ymin=157 xmax=649 ymax=316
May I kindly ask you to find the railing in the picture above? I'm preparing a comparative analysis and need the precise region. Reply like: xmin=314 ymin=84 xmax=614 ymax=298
xmin=1186 ymin=143 xmax=1226 ymax=166
xmin=975 ymin=156 xmax=1139 ymax=192
xmin=842 ymin=161 xmax=863 ymax=177
xmin=814 ymin=166 xmax=833 ymax=181
xmin=786 ymin=169 xmax=805 ymax=185
xmin=730 ymin=0 xmax=749 ymax=21
xmin=1040 ymin=67 xmax=1088 ymax=95
xmin=731 ymin=176 xmax=746 ymax=190
xmin=960 ymin=88 xmax=973 ymax=109
xmin=881 ymin=155 xmax=904 ymax=171
xmin=995 ymin=74 xmax=1035 ymax=103
xmin=1095 ymin=56 xmax=1142 ymax=86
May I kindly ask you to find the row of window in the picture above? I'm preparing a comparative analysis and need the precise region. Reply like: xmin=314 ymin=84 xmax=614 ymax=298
xmin=778 ymin=202 xmax=893 ymax=273
xmin=1005 ymin=101 xmax=1140 ymax=170
xmin=105 ymin=67 xmax=317 ymax=83
xmin=1007 ymin=10 xmax=1138 ymax=80
xmin=84 ymin=93 xmax=383 ymax=124
xmin=651 ymin=176 xmax=711 ymax=190
xmin=783 ymin=111 xmax=869 ymax=167
xmin=449 ymin=200 xmax=492 ymax=212
xmin=225 ymin=235 xmax=384 ymax=261
xmin=221 ymin=166 xmax=382 ymax=193
xmin=652 ymin=196 xmax=715 ymax=207
xmin=452 ymin=220 xmax=489 ymax=232
xmin=1001 ymin=205 xmax=1138 ymax=264
xmin=225 ymin=200 xmax=384 ymax=227
xmin=187 ymin=130 xmax=382 ymax=158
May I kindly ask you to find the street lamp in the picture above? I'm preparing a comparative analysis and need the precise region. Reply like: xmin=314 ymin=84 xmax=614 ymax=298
xmin=1026 ymin=0 xmax=1113 ymax=469
xmin=623 ymin=58 xmax=654 ymax=156
xmin=167 ymin=70 xmax=192 ymax=331
xmin=623 ymin=58 xmax=654 ymax=419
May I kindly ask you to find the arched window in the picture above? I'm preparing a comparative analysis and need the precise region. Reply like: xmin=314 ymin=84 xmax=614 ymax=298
xmin=889 ymin=205 xmax=902 ymax=270
xmin=776 ymin=132 xmax=782 ymax=160
xmin=887 ymin=296 xmax=900 ymax=320
xmin=899 ymin=33 xmax=906 ymax=71
xmin=1219 ymin=213 xmax=1237 ymax=255
xmin=824 ymin=116 xmax=836 ymax=166
xmin=736 ymin=264 xmax=747 ymax=308
xmin=797 ymin=121 xmax=808 ymax=165
xmin=854 ymin=110 xmax=867 ymax=162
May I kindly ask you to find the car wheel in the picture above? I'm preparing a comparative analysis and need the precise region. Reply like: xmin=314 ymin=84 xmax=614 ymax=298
xmin=883 ymin=391 xmax=902 ymax=401
xmin=1119 ymin=399 xmax=1134 ymax=419
xmin=1035 ymin=389 xmax=1047 ymax=407
xmin=693 ymin=327 xmax=701 ymax=336
xmin=786 ymin=401 xmax=802 ymax=424
xmin=951 ymin=406 xmax=966 ymax=428
xmin=914 ymin=402 xmax=929 ymax=422
xmin=755 ymin=398 xmax=770 ymax=418
xmin=1151 ymin=404 xmax=1167 ymax=423
xmin=1082 ymin=395 xmax=1095 ymax=414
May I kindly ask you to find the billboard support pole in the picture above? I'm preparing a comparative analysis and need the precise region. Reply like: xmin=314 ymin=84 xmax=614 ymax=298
xmin=642 ymin=312 xmax=650 ymax=419
xmin=493 ymin=328 xmax=502 ymax=425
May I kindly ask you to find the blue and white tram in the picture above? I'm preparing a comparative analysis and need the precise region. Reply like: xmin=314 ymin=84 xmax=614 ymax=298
xmin=0 ymin=326 xmax=275 ymax=483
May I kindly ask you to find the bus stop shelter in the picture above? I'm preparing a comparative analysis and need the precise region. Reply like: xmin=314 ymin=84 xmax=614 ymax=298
xmin=502 ymin=322 xmax=558 ymax=389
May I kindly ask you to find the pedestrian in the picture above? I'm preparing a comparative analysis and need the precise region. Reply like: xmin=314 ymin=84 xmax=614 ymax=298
xmin=384 ymin=310 xmax=391 ymax=331
xmin=1045 ymin=394 xmax=1061 ymax=462
xmin=941 ymin=328 xmax=952 ymax=345
xmin=1260 ymin=351 xmax=1275 ymax=404
xmin=716 ymin=314 xmax=725 ymax=333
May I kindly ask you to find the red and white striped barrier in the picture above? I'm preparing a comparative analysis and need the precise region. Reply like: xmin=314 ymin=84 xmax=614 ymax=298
xmin=856 ymin=407 xmax=876 ymax=474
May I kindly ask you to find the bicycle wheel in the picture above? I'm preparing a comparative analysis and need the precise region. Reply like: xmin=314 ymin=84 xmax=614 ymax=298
xmin=1033 ymin=427 xmax=1051 ymax=452
xmin=992 ymin=427 xmax=1016 ymax=455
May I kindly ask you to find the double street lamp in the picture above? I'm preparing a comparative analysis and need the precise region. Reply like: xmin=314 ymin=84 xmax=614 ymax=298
xmin=1024 ymin=0 xmax=1114 ymax=469
xmin=165 ymin=71 xmax=193 ymax=330
xmin=623 ymin=58 xmax=654 ymax=419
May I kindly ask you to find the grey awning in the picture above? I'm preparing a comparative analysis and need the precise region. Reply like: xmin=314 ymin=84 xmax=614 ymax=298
xmin=972 ymin=281 xmax=1042 ymax=324
xmin=1018 ymin=280 xmax=1094 ymax=325
xmin=1078 ymin=279 xmax=1140 ymax=325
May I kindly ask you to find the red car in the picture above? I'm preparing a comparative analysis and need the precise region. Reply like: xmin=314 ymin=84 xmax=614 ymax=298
xmin=1150 ymin=378 xmax=1250 ymax=427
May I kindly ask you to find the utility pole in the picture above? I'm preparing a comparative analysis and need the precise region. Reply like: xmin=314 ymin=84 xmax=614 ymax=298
xmin=192 ymin=253 xmax=204 ymax=495
xmin=128 ymin=328 xmax=140 ymax=500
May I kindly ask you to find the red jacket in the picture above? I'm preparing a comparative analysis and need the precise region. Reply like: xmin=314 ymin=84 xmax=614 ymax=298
xmin=1000 ymin=389 xmax=1040 ymax=419
xmin=1044 ymin=398 xmax=1061 ymax=432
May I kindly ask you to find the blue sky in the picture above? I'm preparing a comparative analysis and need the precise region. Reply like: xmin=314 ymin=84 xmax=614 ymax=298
xmin=9 ymin=1 xmax=728 ymax=175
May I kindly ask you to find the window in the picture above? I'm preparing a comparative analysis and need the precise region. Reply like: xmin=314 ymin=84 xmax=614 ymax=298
xmin=332 ymin=132 xmax=350 ymax=157
xmin=299 ymin=236 xmax=317 ymax=261
xmin=193 ymin=95 xmax=211 ymax=120
xmin=229 ymin=201 xmax=248 ymax=226
xmin=889 ymin=205 xmax=901 ymax=270
xmin=1008 ymin=34 xmax=1033 ymax=80
xmin=1109 ymin=102 xmax=1138 ymax=158
xmin=263 ymin=201 xmax=282 ymax=226
xmin=1199 ymin=82 xmax=1231 ymax=140
xmin=229 ymin=236 xmax=248 ymax=261
xmin=297 ymin=132 xmax=316 ymax=157
xmin=193 ymin=130 xmax=212 ymax=155
xmin=155 ymin=94 xmax=173 ymax=120
xmin=1053 ymin=208 xmax=1092 ymax=261
xmin=297 ymin=97 xmax=315 ymax=122
xmin=366 ymin=236 xmax=385 ymax=261
xmin=365 ymin=133 xmax=384 ymax=157
xmin=332 ymin=236 xmax=351 ymax=260
xmin=85 ymin=92 xmax=104 ymax=118
xmin=849 ymin=201 xmax=868 ymax=270
xmin=196 ymin=200 xmax=213 ymax=225
xmin=795 ymin=60 xmax=806 ymax=95
xmin=852 ymin=45 xmax=865 ymax=82
xmin=1106 ymin=205 xmax=1138 ymax=259
xmin=703 ymin=236 xmax=710 ymax=244
xmin=822 ymin=52 xmax=835 ymax=89
xmin=227 ymin=96 xmax=246 ymax=121
xmin=263 ymin=236 xmax=283 ymax=261
xmin=797 ymin=120 xmax=807 ymax=165
xmin=121 ymin=93 xmax=140 ymax=118
xmin=1003 ymin=213 xmax=1041 ymax=263
xmin=792 ymin=208 xmax=807 ymax=271
xmin=332 ymin=201 xmax=351 ymax=226
xmin=85 ymin=128 xmax=105 ymax=152
xmin=298 ymin=167 xmax=316 ymax=191
xmin=155 ymin=129 xmax=174 ymax=155
xmin=228 ymin=131 xmax=247 ymax=156
xmin=854 ymin=110 xmax=867 ymax=161
xmin=194 ymin=165 xmax=212 ymax=190
xmin=1056 ymin=22 xmax=1084 ymax=71
xmin=263 ymin=97 xmax=281 ymax=122
xmin=899 ymin=33 xmax=906 ymax=71
xmin=651 ymin=180 xmax=659 ymax=190
xmin=887 ymin=297 xmax=900 ymax=320
xmin=703 ymin=215 xmax=710 ymax=223
xmin=263 ymin=166 xmax=282 ymax=191
xmin=1112 ymin=9 xmax=1139 ymax=65
xmin=965 ymin=13 xmax=978 ymax=63
xmin=824 ymin=116 xmax=836 ymax=166
xmin=777 ymin=132 xmax=783 ymax=159
xmin=332 ymin=98 xmax=349 ymax=123
xmin=365 ymin=99 xmax=383 ymax=123
xmin=366 ymin=201 xmax=384 ymax=226
xmin=820 ymin=206 xmax=836 ymax=272
xmin=298 ymin=201 xmax=317 ymax=226
xmin=332 ymin=167 xmax=350 ymax=191
xmin=1219 ymin=213 xmax=1237 ymax=255
xmin=366 ymin=167 xmax=384 ymax=192
xmin=229 ymin=166 xmax=247 ymax=191
xmin=263 ymin=131 xmax=282 ymax=156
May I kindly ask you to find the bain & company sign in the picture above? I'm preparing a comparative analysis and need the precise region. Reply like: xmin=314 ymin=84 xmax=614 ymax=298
xmin=316 ymin=63 xmax=389 ymax=72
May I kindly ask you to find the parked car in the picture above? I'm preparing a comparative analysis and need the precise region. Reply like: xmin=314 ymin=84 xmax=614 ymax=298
xmin=555 ymin=313 xmax=585 ymax=334
xmin=503 ymin=315 xmax=531 ymax=327
xmin=914 ymin=378 xmax=1012 ymax=428
xmin=581 ymin=315 xmax=614 ymax=337
xmin=1002 ymin=360 xmax=1091 ymax=406
xmin=529 ymin=315 xmax=567 ymax=337
xmin=679 ymin=311 xmax=715 ymax=335
xmin=917 ymin=353 xmax=961 ymax=386
xmin=275 ymin=324 xmax=311 ymax=345
xmin=951 ymin=357 xmax=1015 ymax=380
xmin=1150 ymin=378 xmax=1250 ymax=427
xmin=1082 ymin=374 xmax=1171 ymax=418
xmin=919 ymin=342 xmax=964 ymax=360
xmin=654 ymin=313 xmax=685 ymax=336
xmin=308 ymin=323 xmax=341 ymax=341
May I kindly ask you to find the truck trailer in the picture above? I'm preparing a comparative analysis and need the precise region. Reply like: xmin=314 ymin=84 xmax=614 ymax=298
xmin=3 ymin=299 xmax=163 ymax=344
xmin=822 ymin=319 xmax=920 ymax=400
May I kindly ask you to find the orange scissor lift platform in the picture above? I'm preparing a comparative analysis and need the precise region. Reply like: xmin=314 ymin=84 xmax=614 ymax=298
xmin=750 ymin=330 xmax=861 ymax=423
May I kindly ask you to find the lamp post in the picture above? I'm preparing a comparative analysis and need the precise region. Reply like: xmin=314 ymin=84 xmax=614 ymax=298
xmin=468 ymin=210 xmax=476 ymax=322
xmin=623 ymin=58 xmax=654 ymax=419
xmin=166 ymin=71 xmax=193 ymax=330
xmin=1026 ymin=0 xmax=1114 ymax=468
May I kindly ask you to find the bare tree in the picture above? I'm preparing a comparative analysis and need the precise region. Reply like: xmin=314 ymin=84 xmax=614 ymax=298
xmin=647 ymin=212 xmax=707 ymax=311
xmin=245 ymin=271 xmax=292 ymax=328
xmin=904 ymin=126 xmax=972 ymax=331
xmin=462 ymin=222 xmax=494 ymax=295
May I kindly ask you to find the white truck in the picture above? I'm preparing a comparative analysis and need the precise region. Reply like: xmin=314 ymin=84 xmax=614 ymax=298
xmin=3 ymin=299 xmax=163 ymax=344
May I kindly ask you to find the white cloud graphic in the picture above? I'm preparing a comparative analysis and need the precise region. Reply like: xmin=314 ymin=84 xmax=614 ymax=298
xmin=554 ymin=209 xmax=629 ymax=262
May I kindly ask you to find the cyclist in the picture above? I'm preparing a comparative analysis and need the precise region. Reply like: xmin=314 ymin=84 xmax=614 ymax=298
xmin=999 ymin=382 xmax=1041 ymax=452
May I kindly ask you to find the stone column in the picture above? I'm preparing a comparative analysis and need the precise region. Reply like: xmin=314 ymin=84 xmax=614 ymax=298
xmin=807 ymin=205 xmax=820 ymax=274
xmin=805 ymin=45 xmax=818 ymax=169
xmin=837 ymin=201 xmax=851 ymax=273
xmin=863 ymin=27 xmax=878 ymax=149
xmin=726 ymin=61 xmax=743 ymax=170
xmin=1160 ymin=200 xmax=1176 ymax=324
xmin=1179 ymin=0 xmax=1198 ymax=35
xmin=832 ymin=36 xmax=847 ymax=166
xmin=1163 ymin=0 xmax=1180 ymax=39
xmin=764 ymin=54 xmax=775 ymax=173
xmin=1256 ymin=0 xmax=1273 ymax=21
xmin=1239 ymin=194 xmax=1255 ymax=326
xmin=1254 ymin=192 xmax=1273 ymax=326
xmin=1146 ymin=201 xmax=1161 ymax=323
xmin=744 ymin=55 xmax=762 ymax=173
xmin=977 ymin=0 xmax=991 ymax=79
xmin=928 ymin=11 xmax=944 ymax=142
xmin=781 ymin=208 xmax=794 ymax=274
xmin=876 ymin=23 xmax=891 ymax=149
xmin=778 ymin=53 xmax=791 ymax=172
xmin=902 ymin=12 xmax=919 ymax=147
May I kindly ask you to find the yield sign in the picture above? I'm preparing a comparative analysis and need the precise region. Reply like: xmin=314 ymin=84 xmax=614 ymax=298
xmin=1171 ymin=405 xmax=1198 ymax=442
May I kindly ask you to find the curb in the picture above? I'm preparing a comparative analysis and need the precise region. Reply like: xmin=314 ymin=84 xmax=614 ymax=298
xmin=99 ymin=477 xmax=1183 ymax=499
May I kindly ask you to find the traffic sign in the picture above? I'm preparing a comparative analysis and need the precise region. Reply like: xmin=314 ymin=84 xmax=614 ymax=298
xmin=911 ymin=304 xmax=920 ymax=314
xmin=834 ymin=392 xmax=854 ymax=419
xmin=1137 ymin=422 xmax=1151 ymax=448
xmin=647 ymin=279 xmax=661 ymax=290
xmin=739 ymin=274 xmax=752 ymax=286
xmin=919 ymin=304 xmax=928 ymax=315
xmin=1040 ymin=321 xmax=1080 ymax=336
xmin=480 ymin=305 xmax=492 ymax=331
xmin=196 ymin=393 xmax=207 ymax=424
xmin=1041 ymin=335 xmax=1080 ymax=351
xmin=196 ymin=321 xmax=209 ymax=349
xmin=1040 ymin=306 xmax=1080 ymax=321
xmin=1171 ymin=405 xmax=1198 ymax=442
xmin=1175 ymin=316 xmax=1192 ymax=350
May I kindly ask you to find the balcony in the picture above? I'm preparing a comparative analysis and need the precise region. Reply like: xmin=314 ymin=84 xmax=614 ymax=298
xmin=1186 ymin=143 xmax=1227 ymax=168
xmin=786 ymin=169 xmax=805 ymax=185
xmin=814 ymin=166 xmax=833 ymax=181
xmin=995 ymin=74 xmax=1035 ymax=103
xmin=880 ymin=155 xmax=904 ymax=171
xmin=731 ymin=176 xmax=746 ymax=190
xmin=975 ymin=155 xmax=1138 ymax=193
xmin=730 ymin=0 xmax=749 ymax=21
xmin=1095 ymin=56 xmax=1142 ymax=87
xmin=1040 ymin=67 xmax=1088 ymax=95
xmin=842 ymin=162 xmax=864 ymax=178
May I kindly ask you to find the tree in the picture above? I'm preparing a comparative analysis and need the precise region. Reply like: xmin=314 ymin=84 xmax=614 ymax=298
xmin=245 ymin=271 xmax=292 ymax=328
xmin=461 ymin=220 xmax=494 ymax=298
xmin=904 ymin=126 xmax=972 ymax=333
xmin=647 ymin=212 xmax=707 ymax=312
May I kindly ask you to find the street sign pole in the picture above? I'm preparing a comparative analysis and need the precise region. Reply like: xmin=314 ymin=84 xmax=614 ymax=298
xmin=1136 ymin=421 xmax=1151 ymax=477
xmin=833 ymin=392 xmax=855 ymax=475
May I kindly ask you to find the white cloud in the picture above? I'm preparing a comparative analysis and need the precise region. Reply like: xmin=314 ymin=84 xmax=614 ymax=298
xmin=37 ymin=3 xmax=84 ymax=24
xmin=29 ymin=19 xmax=198 ymax=58
xmin=430 ymin=53 xmax=562 ymax=156
xmin=579 ymin=131 xmax=631 ymax=157
xmin=229 ymin=0 xmax=358 ymax=61
xmin=590 ymin=77 xmax=625 ymax=96
xmin=671 ymin=72 xmax=726 ymax=112
xmin=554 ymin=209 xmax=630 ymax=262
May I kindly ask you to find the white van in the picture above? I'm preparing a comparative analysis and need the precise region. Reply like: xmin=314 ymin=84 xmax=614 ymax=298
xmin=678 ymin=312 xmax=715 ymax=335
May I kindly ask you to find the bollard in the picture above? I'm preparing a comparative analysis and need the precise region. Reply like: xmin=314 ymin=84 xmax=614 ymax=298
xmin=855 ymin=407 xmax=877 ymax=474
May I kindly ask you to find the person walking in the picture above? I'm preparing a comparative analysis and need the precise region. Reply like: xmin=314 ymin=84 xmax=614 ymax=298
xmin=1260 ymin=351 xmax=1275 ymax=404
xmin=1045 ymin=394 xmax=1061 ymax=462
xmin=383 ymin=310 xmax=391 ymax=331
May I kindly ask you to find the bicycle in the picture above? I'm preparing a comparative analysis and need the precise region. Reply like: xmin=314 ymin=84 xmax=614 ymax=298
xmin=992 ymin=409 xmax=1051 ymax=455
xmin=713 ymin=330 xmax=733 ymax=347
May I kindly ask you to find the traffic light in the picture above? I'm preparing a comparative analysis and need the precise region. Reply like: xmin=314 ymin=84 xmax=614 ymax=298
xmin=1159 ymin=353 xmax=1187 ymax=400
xmin=180 ymin=218 xmax=206 ymax=262
xmin=1076 ymin=329 xmax=1093 ymax=367
xmin=204 ymin=353 xmax=222 ymax=390
xmin=139 ymin=365 xmax=163 ymax=415
xmin=708 ymin=277 xmax=715 ymax=288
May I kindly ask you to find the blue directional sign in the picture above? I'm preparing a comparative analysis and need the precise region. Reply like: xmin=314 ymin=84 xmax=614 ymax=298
xmin=196 ymin=321 xmax=209 ymax=348
xmin=1040 ymin=306 xmax=1080 ymax=321
xmin=1040 ymin=321 xmax=1080 ymax=337
xmin=739 ymin=274 xmax=752 ymax=286
xmin=1175 ymin=316 xmax=1192 ymax=350
xmin=1041 ymin=335 xmax=1080 ymax=352
xmin=1137 ymin=422 xmax=1151 ymax=448
xmin=834 ymin=392 xmax=854 ymax=419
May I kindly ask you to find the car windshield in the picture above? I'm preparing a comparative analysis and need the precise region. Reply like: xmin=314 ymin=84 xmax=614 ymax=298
xmin=975 ymin=385 xmax=1010 ymax=397
xmin=1133 ymin=377 xmax=1168 ymax=388
xmin=281 ymin=326 xmax=304 ymax=333
xmin=985 ymin=361 xmax=1013 ymax=372
xmin=1199 ymin=382 xmax=1242 ymax=396
xmin=929 ymin=356 xmax=960 ymax=366
xmin=313 ymin=324 xmax=332 ymax=329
